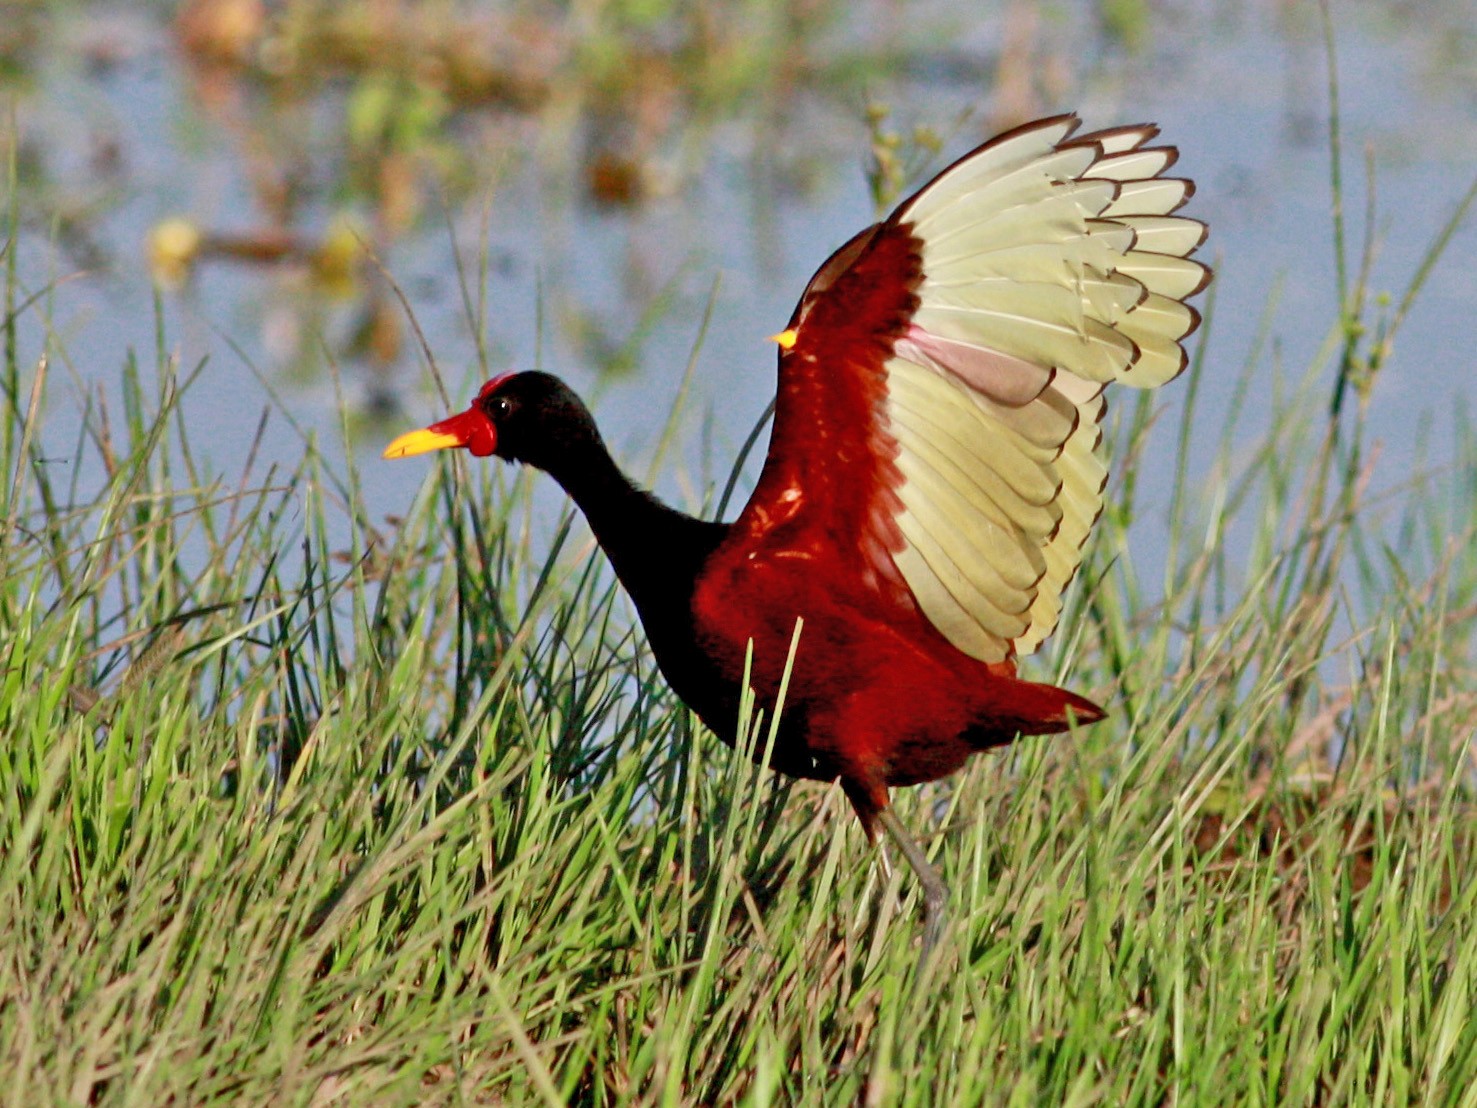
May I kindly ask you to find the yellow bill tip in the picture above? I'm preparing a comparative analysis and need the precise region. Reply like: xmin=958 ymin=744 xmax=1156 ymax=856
xmin=769 ymin=328 xmax=798 ymax=351
xmin=382 ymin=427 xmax=466 ymax=460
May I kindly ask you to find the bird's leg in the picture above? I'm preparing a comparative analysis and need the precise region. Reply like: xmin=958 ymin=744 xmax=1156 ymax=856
xmin=877 ymin=805 xmax=947 ymax=973
xmin=842 ymin=780 xmax=948 ymax=975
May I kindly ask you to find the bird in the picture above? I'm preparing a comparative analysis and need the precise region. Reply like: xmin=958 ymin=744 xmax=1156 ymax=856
xmin=384 ymin=113 xmax=1210 ymax=968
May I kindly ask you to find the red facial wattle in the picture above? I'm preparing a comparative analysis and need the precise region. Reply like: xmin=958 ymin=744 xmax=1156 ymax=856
xmin=426 ymin=406 xmax=498 ymax=457
xmin=381 ymin=379 xmax=507 ymax=460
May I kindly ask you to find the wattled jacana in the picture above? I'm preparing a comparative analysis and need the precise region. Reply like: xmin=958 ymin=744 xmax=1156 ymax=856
xmin=385 ymin=114 xmax=1210 ymax=966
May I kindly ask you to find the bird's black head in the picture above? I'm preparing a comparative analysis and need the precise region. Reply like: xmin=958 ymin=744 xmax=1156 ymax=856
xmin=383 ymin=371 xmax=603 ymax=474
xmin=474 ymin=372 xmax=602 ymax=468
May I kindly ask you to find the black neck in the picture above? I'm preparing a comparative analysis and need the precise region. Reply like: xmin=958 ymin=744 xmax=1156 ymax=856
xmin=529 ymin=423 xmax=774 ymax=755
xmin=539 ymin=436 xmax=727 ymax=629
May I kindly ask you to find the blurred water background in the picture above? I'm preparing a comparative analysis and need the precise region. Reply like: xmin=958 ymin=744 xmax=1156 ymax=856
xmin=6 ymin=0 xmax=1476 ymax=594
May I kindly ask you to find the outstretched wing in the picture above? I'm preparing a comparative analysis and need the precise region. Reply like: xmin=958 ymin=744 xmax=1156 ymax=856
xmin=742 ymin=113 xmax=1210 ymax=663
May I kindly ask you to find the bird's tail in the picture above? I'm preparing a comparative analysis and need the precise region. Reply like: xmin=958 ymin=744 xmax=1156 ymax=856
xmin=972 ymin=677 xmax=1106 ymax=746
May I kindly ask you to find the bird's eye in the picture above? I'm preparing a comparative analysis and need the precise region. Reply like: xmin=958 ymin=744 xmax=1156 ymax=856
xmin=489 ymin=395 xmax=511 ymax=418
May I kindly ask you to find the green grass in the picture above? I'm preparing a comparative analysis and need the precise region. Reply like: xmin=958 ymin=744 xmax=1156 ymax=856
xmin=5 ymin=108 xmax=1477 ymax=1108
